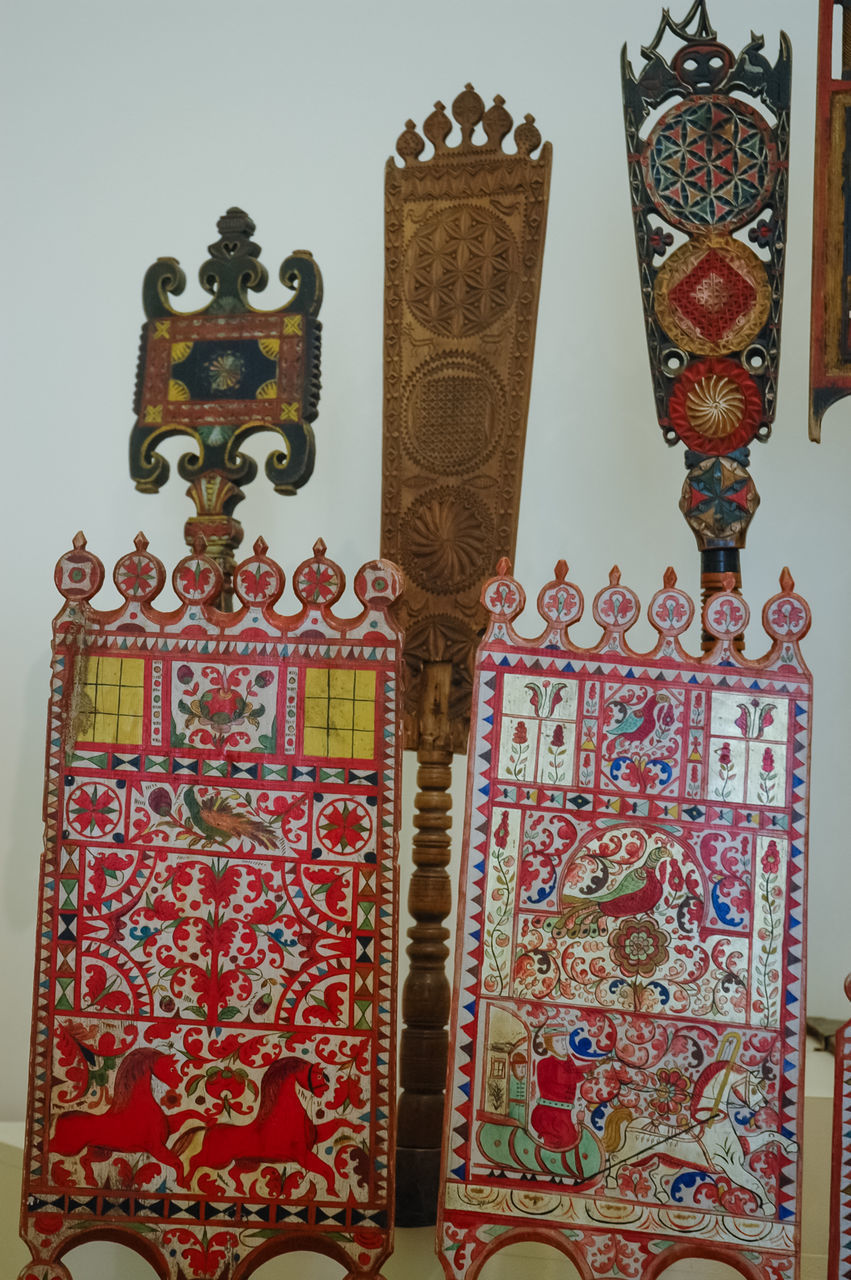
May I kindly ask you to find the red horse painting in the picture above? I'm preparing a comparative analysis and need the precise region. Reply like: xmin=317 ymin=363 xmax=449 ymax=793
xmin=178 ymin=1056 xmax=353 ymax=1195
xmin=51 ymin=1047 xmax=183 ymax=1186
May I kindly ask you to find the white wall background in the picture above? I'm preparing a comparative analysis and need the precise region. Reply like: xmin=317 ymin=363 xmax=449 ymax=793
xmin=1 ymin=0 xmax=848 ymax=1124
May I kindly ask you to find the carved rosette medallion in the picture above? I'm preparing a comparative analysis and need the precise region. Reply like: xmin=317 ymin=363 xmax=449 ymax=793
xmin=383 ymin=85 xmax=551 ymax=750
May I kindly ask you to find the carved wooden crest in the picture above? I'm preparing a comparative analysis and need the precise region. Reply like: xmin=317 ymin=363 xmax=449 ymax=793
xmin=438 ymin=559 xmax=811 ymax=1279
xmin=622 ymin=2 xmax=789 ymax=592
xmin=19 ymin=535 xmax=402 ymax=1280
xmin=810 ymin=0 xmax=851 ymax=439
xmin=382 ymin=85 xmax=551 ymax=751
xmin=130 ymin=208 xmax=322 ymax=601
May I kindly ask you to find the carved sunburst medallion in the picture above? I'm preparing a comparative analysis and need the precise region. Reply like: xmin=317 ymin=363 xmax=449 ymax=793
xmin=404 ymin=205 xmax=520 ymax=337
xmin=401 ymin=487 xmax=494 ymax=594
xmin=667 ymin=358 xmax=763 ymax=454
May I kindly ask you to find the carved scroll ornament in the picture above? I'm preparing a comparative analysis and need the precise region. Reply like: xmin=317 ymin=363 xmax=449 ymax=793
xmin=130 ymin=208 xmax=322 ymax=602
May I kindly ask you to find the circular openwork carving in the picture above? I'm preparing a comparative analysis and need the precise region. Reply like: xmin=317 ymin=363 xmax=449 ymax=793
xmin=654 ymin=232 xmax=770 ymax=356
xmin=401 ymin=487 xmax=494 ymax=595
xmin=643 ymin=96 xmax=776 ymax=232
xmin=667 ymin=358 xmax=763 ymax=454
xmin=402 ymin=354 xmax=504 ymax=473
xmin=404 ymin=204 xmax=520 ymax=337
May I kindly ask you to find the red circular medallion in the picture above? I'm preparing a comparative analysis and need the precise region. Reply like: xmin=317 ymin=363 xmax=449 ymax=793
xmin=667 ymin=358 xmax=763 ymax=454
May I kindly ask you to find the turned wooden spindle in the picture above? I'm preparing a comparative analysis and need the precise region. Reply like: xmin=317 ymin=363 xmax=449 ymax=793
xmin=395 ymin=661 xmax=453 ymax=1225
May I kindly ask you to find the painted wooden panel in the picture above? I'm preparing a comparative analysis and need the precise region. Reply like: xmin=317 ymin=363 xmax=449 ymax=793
xmin=19 ymin=535 xmax=402 ymax=1280
xmin=437 ymin=560 xmax=811 ymax=1280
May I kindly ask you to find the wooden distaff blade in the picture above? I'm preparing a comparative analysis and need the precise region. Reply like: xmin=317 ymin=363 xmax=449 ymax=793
xmin=383 ymin=85 xmax=550 ymax=1226
xmin=621 ymin=5 xmax=790 ymax=641
xmin=382 ymin=84 xmax=551 ymax=753
xmin=810 ymin=0 xmax=851 ymax=439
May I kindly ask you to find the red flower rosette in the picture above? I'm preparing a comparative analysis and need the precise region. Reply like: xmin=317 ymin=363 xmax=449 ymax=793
xmin=667 ymin=357 xmax=763 ymax=454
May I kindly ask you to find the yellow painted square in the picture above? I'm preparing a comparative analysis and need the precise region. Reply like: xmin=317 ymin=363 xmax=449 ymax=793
xmin=327 ymin=727 xmax=352 ymax=757
xmin=117 ymin=715 xmax=142 ymax=744
xmin=305 ymin=668 xmax=329 ymax=698
xmin=329 ymin=669 xmax=354 ymax=699
xmin=119 ymin=684 xmax=144 ymax=717
xmin=98 ymin=657 xmax=122 ymax=685
xmin=328 ymin=698 xmax=354 ymax=731
xmin=283 ymin=315 xmax=303 ymax=335
xmin=303 ymin=697 xmax=329 ymax=728
xmin=303 ymin=727 xmax=328 ymax=756
xmin=352 ymin=700 xmax=374 ymax=732
xmin=120 ymin=659 xmax=145 ymax=687
xmin=352 ymin=730 xmax=374 ymax=759
xmin=97 ymin=683 xmax=120 ymax=714
xmin=355 ymin=670 xmax=376 ymax=700
xmin=93 ymin=713 xmax=117 ymax=743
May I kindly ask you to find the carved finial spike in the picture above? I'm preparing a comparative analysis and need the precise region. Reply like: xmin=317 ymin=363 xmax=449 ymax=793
xmin=663 ymin=566 xmax=677 ymax=588
xmin=313 ymin=537 xmax=327 ymax=557
xmin=134 ymin=532 xmax=149 ymax=552
xmin=72 ymin=531 xmax=87 ymax=550
xmin=494 ymin=94 xmax=505 ymax=106
xmin=423 ymin=101 xmax=452 ymax=150
xmin=396 ymin=121 xmax=425 ymax=164
xmin=452 ymin=83 xmax=484 ymax=143
xmin=554 ymin=559 xmax=568 ymax=581
xmin=721 ymin=571 xmax=736 ymax=592
xmin=434 ymin=100 xmax=445 ymax=111
xmin=496 ymin=556 xmax=512 ymax=577
xmin=253 ymin=536 xmax=268 ymax=556
xmin=779 ymin=566 xmax=794 ymax=593
xmin=609 ymin=566 xmax=621 ymax=586
xmin=192 ymin=534 xmax=207 ymax=554
xmin=514 ymin=113 xmax=542 ymax=156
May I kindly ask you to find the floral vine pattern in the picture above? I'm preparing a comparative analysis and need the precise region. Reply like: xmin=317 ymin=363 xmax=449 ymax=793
xmin=22 ymin=536 xmax=403 ymax=1280
xmin=439 ymin=559 xmax=811 ymax=1280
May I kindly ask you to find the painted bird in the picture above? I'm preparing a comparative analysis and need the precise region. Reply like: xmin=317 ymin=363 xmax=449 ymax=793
xmin=604 ymin=693 xmax=674 ymax=746
xmin=554 ymin=843 xmax=670 ymax=938
xmin=183 ymin=787 xmax=279 ymax=850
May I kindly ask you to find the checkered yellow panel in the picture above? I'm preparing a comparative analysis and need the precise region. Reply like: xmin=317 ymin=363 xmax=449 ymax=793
xmin=78 ymin=656 xmax=145 ymax=745
xmin=303 ymin=667 xmax=376 ymax=759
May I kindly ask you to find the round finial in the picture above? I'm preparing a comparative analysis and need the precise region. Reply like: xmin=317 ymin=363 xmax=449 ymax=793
xmin=114 ymin=538 xmax=165 ymax=603
xmin=172 ymin=550 xmax=223 ymax=606
xmin=294 ymin=542 xmax=344 ymax=607
xmin=234 ymin=542 xmax=285 ymax=609
xmin=55 ymin=537 xmax=104 ymax=602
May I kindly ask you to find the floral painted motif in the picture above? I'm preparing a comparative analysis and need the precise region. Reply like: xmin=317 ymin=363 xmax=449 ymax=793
xmin=171 ymin=663 xmax=277 ymax=752
xmin=439 ymin=562 xmax=809 ymax=1280
xmin=24 ymin=539 xmax=403 ymax=1279
xmin=600 ymin=684 xmax=684 ymax=794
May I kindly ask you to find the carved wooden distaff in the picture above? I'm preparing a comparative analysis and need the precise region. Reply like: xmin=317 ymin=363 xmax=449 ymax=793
xmin=382 ymin=85 xmax=551 ymax=1222
xmin=622 ymin=0 xmax=789 ymax=627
